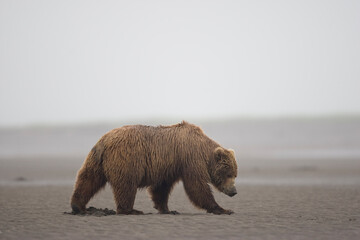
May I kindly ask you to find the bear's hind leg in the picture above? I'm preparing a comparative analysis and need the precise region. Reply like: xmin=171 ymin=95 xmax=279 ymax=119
xmin=149 ymin=180 xmax=179 ymax=214
xmin=71 ymin=167 xmax=107 ymax=214
xmin=111 ymin=183 xmax=143 ymax=215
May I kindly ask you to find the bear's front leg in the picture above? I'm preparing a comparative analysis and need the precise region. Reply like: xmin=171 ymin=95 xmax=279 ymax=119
xmin=182 ymin=177 xmax=234 ymax=215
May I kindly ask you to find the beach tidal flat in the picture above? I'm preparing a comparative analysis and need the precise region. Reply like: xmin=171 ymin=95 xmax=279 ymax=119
xmin=0 ymin=182 xmax=359 ymax=240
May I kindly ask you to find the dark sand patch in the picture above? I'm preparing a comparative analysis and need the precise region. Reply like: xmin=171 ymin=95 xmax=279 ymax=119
xmin=64 ymin=207 xmax=116 ymax=217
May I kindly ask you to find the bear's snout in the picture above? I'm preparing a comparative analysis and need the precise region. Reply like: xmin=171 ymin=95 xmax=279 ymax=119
xmin=224 ymin=186 xmax=237 ymax=197
xmin=228 ymin=189 xmax=237 ymax=197
xmin=222 ymin=177 xmax=237 ymax=197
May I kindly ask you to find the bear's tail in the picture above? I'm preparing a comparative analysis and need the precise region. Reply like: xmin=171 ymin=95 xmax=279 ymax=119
xmin=70 ymin=141 xmax=107 ymax=213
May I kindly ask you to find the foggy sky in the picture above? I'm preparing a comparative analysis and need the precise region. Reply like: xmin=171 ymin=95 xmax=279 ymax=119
xmin=1 ymin=0 xmax=359 ymax=127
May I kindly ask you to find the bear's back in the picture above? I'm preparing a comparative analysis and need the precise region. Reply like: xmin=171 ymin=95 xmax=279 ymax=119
xmin=100 ymin=121 xmax=218 ymax=164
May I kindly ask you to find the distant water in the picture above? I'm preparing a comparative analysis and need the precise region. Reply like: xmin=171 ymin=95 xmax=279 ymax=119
xmin=0 ymin=179 xmax=75 ymax=187
xmin=1 ymin=118 xmax=359 ymax=159
xmin=0 ymin=124 xmax=111 ymax=157
xmin=236 ymin=176 xmax=360 ymax=186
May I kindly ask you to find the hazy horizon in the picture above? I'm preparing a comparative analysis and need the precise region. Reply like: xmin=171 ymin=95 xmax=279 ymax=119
xmin=1 ymin=114 xmax=360 ymax=129
xmin=1 ymin=0 xmax=359 ymax=127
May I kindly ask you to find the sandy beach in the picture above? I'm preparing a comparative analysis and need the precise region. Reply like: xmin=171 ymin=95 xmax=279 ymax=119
xmin=1 ymin=119 xmax=360 ymax=239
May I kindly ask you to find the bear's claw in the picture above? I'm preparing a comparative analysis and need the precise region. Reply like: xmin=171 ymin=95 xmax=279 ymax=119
xmin=207 ymin=207 xmax=234 ymax=215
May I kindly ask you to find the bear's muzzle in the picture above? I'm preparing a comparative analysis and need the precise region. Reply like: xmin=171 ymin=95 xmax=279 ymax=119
xmin=224 ymin=186 xmax=237 ymax=197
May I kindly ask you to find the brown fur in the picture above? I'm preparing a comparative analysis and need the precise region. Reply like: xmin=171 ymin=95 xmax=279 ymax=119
xmin=71 ymin=121 xmax=238 ymax=215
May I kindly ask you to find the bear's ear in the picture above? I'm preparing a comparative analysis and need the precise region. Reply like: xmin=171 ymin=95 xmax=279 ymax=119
xmin=214 ymin=147 xmax=226 ymax=162
xmin=228 ymin=149 xmax=235 ymax=158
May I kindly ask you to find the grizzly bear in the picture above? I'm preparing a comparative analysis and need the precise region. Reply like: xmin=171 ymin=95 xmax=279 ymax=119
xmin=71 ymin=121 xmax=238 ymax=215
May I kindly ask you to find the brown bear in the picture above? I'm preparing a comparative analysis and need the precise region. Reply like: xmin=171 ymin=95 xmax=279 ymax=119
xmin=70 ymin=121 xmax=238 ymax=215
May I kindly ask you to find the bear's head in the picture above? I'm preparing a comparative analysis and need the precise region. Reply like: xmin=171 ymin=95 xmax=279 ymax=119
xmin=210 ymin=147 xmax=238 ymax=197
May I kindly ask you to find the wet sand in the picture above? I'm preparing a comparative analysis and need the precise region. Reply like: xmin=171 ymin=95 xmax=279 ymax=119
xmin=1 ymin=179 xmax=359 ymax=240
xmin=1 ymin=119 xmax=360 ymax=239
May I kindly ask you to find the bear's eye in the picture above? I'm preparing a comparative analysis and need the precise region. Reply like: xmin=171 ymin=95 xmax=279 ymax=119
xmin=227 ymin=174 xmax=232 ymax=178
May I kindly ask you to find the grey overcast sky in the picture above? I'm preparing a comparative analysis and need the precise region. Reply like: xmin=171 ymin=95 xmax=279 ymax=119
xmin=1 ymin=0 xmax=359 ymax=127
